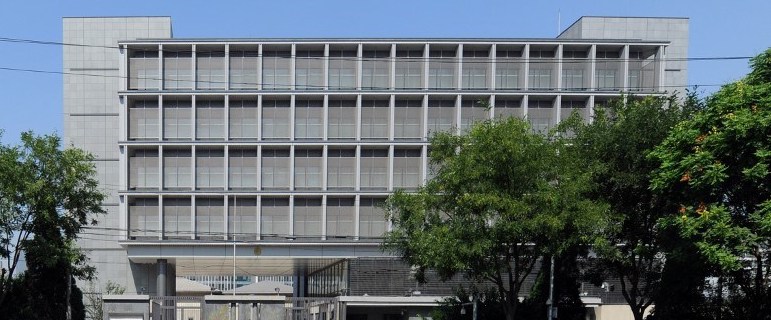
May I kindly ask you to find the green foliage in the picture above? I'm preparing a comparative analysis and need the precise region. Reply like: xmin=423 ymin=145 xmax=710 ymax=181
xmin=0 ymin=131 xmax=106 ymax=317
xmin=651 ymin=48 xmax=771 ymax=318
xmin=562 ymin=94 xmax=696 ymax=320
xmin=384 ymin=116 xmax=607 ymax=319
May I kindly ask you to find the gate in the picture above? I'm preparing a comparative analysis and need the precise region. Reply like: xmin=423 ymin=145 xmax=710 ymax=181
xmin=151 ymin=296 xmax=204 ymax=320
xmin=285 ymin=298 xmax=336 ymax=320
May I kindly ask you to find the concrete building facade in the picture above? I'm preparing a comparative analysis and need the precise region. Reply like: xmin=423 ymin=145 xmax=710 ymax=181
xmin=64 ymin=15 xmax=688 ymax=319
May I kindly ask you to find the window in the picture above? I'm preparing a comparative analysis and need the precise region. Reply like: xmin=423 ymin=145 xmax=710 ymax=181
xmin=229 ymin=149 xmax=258 ymax=189
xmin=528 ymin=99 xmax=554 ymax=133
xmin=393 ymin=148 xmax=422 ymax=189
xmin=261 ymin=149 xmax=290 ymax=189
xmin=560 ymin=99 xmax=588 ymax=123
xmin=327 ymin=149 xmax=355 ymax=190
xmin=359 ymin=198 xmax=387 ymax=238
xmin=163 ymin=50 xmax=193 ymax=90
xmin=294 ymin=149 xmax=323 ymax=190
xmin=496 ymin=50 xmax=521 ymax=89
xmin=163 ymin=98 xmax=192 ymax=139
xmin=295 ymin=50 xmax=324 ymax=90
xmin=163 ymin=197 xmax=192 ymax=239
xmin=528 ymin=68 xmax=552 ymax=90
xmin=262 ymin=50 xmax=291 ymax=90
xmin=294 ymin=198 xmax=322 ymax=239
xmin=329 ymin=50 xmax=357 ymax=90
xmin=529 ymin=49 xmax=555 ymax=90
xmin=129 ymin=50 xmax=159 ymax=90
xmin=428 ymin=50 xmax=457 ymax=90
xmin=294 ymin=99 xmax=323 ymax=139
xmin=129 ymin=198 xmax=159 ymax=239
xmin=196 ymin=98 xmax=225 ymax=139
xmin=427 ymin=99 xmax=456 ymax=134
xmin=596 ymin=69 xmax=617 ymax=90
xmin=360 ymin=99 xmax=389 ymax=140
xmin=196 ymin=51 xmax=226 ymax=90
xmin=229 ymin=50 xmax=259 ymax=89
xmin=129 ymin=99 xmax=159 ymax=140
xmin=394 ymin=99 xmax=423 ymax=139
xmin=360 ymin=148 xmax=388 ymax=190
xmin=196 ymin=148 xmax=224 ymax=189
xmin=163 ymin=149 xmax=192 ymax=189
xmin=596 ymin=50 xmax=621 ymax=91
xmin=228 ymin=197 xmax=257 ymax=240
xmin=261 ymin=198 xmax=289 ymax=239
xmin=229 ymin=99 xmax=258 ymax=138
xmin=327 ymin=99 xmax=356 ymax=139
xmin=196 ymin=197 xmax=224 ymax=239
xmin=362 ymin=50 xmax=390 ymax=90
xmin=326 ymin=198 xmax=355 ymax=238
xmin=462 ymin=50 xmax=489 ymax=89
xmin=262 ymin=99 xmax=290 ymax=139
xmin=129 ymin=149 xmax=159 ymax=189
xmin=562 ymin=69 xmax=584 ymax=91
xmin=460 ymin=99 xmax=489 ymax=132
xmin=494 ymin=99 xmax=523 ymax=119
xmin=395 ymin=50 xmax=423 ymax=89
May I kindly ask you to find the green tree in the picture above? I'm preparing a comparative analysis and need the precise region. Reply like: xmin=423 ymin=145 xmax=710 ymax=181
xmin=650 ymin=49 xmax=771 ymax=319
xmin=383 ymin=117 xmax=607 ymax=320
xmin=564 ymin=95 xmax=696 ymax=320
xmin=0 ymin=132 xmax=106 ymax=317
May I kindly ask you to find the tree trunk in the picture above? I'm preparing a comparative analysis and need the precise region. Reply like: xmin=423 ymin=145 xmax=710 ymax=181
xmin=632 ymin=307 xmax=645 ymax=320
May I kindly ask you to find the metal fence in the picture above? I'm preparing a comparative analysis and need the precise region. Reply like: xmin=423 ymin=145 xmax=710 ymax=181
xmin=146 ymin=296 xmax=336 ymax=320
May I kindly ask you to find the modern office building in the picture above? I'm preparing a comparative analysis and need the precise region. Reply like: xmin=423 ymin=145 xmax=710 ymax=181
xmin=63 ymin=16 xmax=687 ymax=319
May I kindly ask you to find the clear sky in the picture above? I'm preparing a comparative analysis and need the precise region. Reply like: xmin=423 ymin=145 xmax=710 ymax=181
xmin=0 ymin=0 xmax=769 ymax=144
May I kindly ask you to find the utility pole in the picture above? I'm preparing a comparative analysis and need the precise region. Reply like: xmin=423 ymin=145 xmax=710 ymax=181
xmin=547 ymin=256 xmax=555 ymax=320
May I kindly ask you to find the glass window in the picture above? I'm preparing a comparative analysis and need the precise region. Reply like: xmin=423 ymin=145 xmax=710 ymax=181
xmin=196 ymin=51 xmax=226 ymax=90
xmin=362 ymin=50 xmax=390 ymax=90
xmin=229 ymin=99 xmax=258 ymax=138
xmin=529 ymin=49 xmax=555 ymax=90
xmin=163 ymin=197 xmax=191 ymax=239
xmin=294 ymin=99 xmax=323 ymax=139
xmin=562 ymin=69 xmax=584 ymax=91
xmin=528 ymin=68 xmax=552 ymax=90
xmin=327 ymin=148 xmax=355 ymax=190
xmin=393 ymin=148 xmax=422 ymax=190
xmin=395 ymin=49 xmax=423 ymax=90
xmin=494 ymin=98 xmax=523 ymax=119
xmin=596 ymin=69 xmax=617 ymax=91
xmin=228 ymin=197 xmax=257 ymax=240
xmin=262 ymin=99 xmax=290 ymax=139
xmin=229 ymin=149 xmax=258 ymax=189
xmin=163 ymin=50 xmax=193 ymax=90
xmin=129 ymin=50 xmax=159 ymax=90
xmin=596 ymin=50 xmax=621 ymax=91
xmin=163 ymin=149 xmax=192 ymax=189
xmin=129 ymin=99 xmax=159 ymax=140
xmin=129 ymin=149 xmax=159 ymax=189
xmin=261 ymin=149 xmax=290 ymax=189
xmin=163 ymin=98 xmax=192 ymax=140
xmin=229 ymin=50 xmax=259 ymax=89
xmin=295 ymin=50 xmax=324 ymax=90
xmin=326 ymin=198 xmax=354 ymax=238
xmin=429 ymin=49 xmax=457 ymax=90
xmin=560 ymin=99 xmax=589 ymax=123
xmin=261 ymin=198 xmax=289 ymax=239
xmin=460 ymin=99 xmax=489 ymax=132
xmin=394 ymin=99 xmax=423 ymax=139
xmin=360 ymin=148 xmax=388 ymax=190
xmin=462 ymin=50 xmax=489 ymax=89
xmin=360 ymin=99 xmax=389 ymax=140
xmin=294 ymin=198 xmax=322 ymax=239
xmin=327 ymin=99 xmax=356 ymax=139
xmin=129 ymin=198 xmax=159 ymax=239
xmin=196 ymin=197 xmax=224 ymax=239
xmin=496 ymin=50 xmax=522 ymax=89
xmin=196 ymin=148 xmax=224 ymax=189
xmin=329 ymin=50 xmax=357 ymax=90
xmin=359 ymin=198 xmax=387 ymax=239
xmin=294 ymin=149 xmax=323 ymax=190
xmin=427 ymin=99 xmax=456 ymax=134
xmin=262 ymin=50 xmax=291 ymax=90
xmin=196 ymin=98 xmax=225 ymax=139
xmin=528 ymin=99 xmax=554 ymax=133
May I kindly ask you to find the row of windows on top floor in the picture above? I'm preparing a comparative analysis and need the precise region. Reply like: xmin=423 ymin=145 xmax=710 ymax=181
xmin=129 ymin=146 xmax=425 ymax=191
xmin=128 ymin=196 xmax=389 ymax=240
xmin=127 ymin=96 xmax=595 ymax=141
xmin=127 ymin=48 xmax=660 ymax=91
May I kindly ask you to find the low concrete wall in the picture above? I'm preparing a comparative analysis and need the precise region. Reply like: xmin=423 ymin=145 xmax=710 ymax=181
xmin=102 ymin=295 xmax=150 ymax=320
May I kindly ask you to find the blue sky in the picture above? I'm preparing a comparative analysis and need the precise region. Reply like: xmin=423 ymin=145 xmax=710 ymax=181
xmin=0 ymin=0 xmax=769 ymax=144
